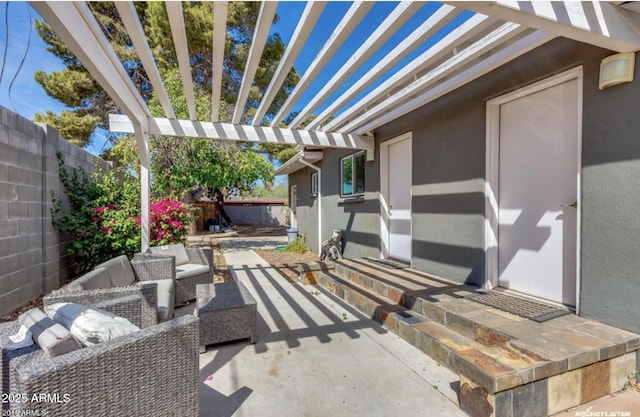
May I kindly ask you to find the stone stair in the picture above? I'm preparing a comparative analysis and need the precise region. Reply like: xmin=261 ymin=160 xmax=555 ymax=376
xmin=314 ymin=258 xmax=640 ymax=417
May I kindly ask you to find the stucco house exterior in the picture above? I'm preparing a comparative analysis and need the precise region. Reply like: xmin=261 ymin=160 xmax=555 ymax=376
xmin=277 ymin=37 xmax=640 ymax=335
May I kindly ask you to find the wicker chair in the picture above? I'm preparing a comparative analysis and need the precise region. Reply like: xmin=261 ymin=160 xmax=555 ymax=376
xmin=0 ymin=314 xmax=199 ymax=416
xmin=43 ymin=255 xmax=177 ymax=328
xmin=141 ymin=244 xmax=214 ymax=304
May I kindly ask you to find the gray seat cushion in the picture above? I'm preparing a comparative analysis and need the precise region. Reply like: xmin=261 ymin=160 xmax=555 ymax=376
xmin=138 ymin=279 xmax=175 ymax=321
xmin=68 ymin=267 xmax=112 ymax=291
xmin=96 ymin=255 xmax=136 ymax=287
xmin=175 ymin=263 xmax=210 ymax=280
xmin=18 ymin=308 xmax=81 ymax=357
xmin=148 ymin=244 xmax=190 ymax=266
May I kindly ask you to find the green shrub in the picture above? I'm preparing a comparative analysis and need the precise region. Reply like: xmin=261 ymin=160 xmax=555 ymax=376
xmin=286 ymin=237 xmax=307 ymax=254
xmin=51 ymin=154 xmax=194 ymax=273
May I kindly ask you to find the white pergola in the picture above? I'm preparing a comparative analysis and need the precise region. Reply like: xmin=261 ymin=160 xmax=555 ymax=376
xmin=31 ymin=1 xmax=640 ymax=250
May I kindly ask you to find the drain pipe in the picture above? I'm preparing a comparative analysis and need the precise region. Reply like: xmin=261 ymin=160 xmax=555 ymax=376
xmin=298 ymin=155 xmax=322 ymax=256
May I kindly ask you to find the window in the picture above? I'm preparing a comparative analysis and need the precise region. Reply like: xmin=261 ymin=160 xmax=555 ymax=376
xmin=311 ymin=172 xmax=318 ymax=196
xmin=340 ymin=151 xmax=365 ymax=197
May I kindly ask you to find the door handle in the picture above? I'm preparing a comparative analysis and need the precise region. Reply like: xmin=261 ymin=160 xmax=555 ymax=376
xmin=560 ymin=202 xmax=577 ymax=208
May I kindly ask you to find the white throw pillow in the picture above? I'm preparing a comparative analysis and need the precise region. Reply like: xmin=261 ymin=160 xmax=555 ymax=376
xmin=44 ymin=303 xmax=140 ymax=346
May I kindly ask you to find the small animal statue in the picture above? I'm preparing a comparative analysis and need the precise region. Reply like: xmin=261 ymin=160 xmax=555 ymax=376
xmin=321 ymin=229 xmax=343 ymax=261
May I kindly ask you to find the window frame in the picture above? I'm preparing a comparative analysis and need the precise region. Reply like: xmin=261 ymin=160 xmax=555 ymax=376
xmin=340 ymin=151 xmax=366 ymax=198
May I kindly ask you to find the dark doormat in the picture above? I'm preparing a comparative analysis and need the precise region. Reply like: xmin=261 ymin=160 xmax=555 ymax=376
xmin=365 ymin=257 xmax=410 ymax=269
xmin=465 ymin=290 xmax=571 ymax=322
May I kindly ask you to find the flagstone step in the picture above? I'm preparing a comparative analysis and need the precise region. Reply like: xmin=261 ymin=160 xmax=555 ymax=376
xmin=317 ymin=259 xmax=640 ymax=417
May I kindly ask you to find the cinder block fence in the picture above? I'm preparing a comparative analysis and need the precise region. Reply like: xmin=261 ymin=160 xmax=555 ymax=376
xmin=0 ymin=106 xmax=110 ymax=315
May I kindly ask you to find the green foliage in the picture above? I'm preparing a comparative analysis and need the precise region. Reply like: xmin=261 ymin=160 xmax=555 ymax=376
xmin=51 ymin=154 xmax=194 ymax=273
xmin=286 ymin=237 xmax=307 ymax=254
xmin=34 ymin=111 xmax=101 ymax=148
xmin=245 ymin=183 xmax=288 ymax=198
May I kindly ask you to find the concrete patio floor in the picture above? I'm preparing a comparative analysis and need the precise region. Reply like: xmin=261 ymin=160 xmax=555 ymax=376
xmin=182 ymin=236 xmax=467 ymax=417
xmin=181 ymin=234 xmax=640 ymax=417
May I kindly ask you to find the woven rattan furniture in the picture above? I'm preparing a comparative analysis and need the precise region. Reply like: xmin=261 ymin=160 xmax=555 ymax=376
xmin=0 ymin=314 xmax=199 ymax=416
xmin=196 ymin=282 xmax=257 ymax=353
xmin=43 ymin=255 xmax=176 ymax=328
xmin=143 ymin=244 xmax=214 ymax=305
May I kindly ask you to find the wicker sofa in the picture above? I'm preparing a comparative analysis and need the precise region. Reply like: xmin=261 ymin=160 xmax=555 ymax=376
xmin=43 ymin=255 xmax=176 ymax=328
xmin=0 ymin=314 xmax=199 ymax=416
xmin=143 ymin=244 xmax=213 ymax=304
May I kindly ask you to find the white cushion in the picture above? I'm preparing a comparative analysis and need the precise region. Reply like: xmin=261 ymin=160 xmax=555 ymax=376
xmin=44 ymin=303 xmax=140 ymax=346
xmin=148 ymin=244 xmax=190 ymax=266
xmin=175 ymin=263 xmax=210 ymax=280
xmin=18 ymin=308 xmax=81 ymax=357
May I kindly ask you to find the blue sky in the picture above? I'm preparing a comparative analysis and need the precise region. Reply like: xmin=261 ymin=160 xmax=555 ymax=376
xmin=0 ymin=1 xmax=467 ymax=157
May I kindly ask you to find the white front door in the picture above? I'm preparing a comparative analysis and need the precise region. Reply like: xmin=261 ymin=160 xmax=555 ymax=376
xmin=382 ymin=134 xmax=412 ymax=262
xmin=491 ymin=70 xmax=581 ymax=306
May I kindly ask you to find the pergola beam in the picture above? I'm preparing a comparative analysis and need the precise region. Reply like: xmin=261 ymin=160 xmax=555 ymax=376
xmin=448 ymin=1 xmax=640 ymax=52
xmin=323 ymin=13 xmax=495 ymax=133
xmin=232 ymin=2 xmax=278 ymax=124
xmin=306 ymin=3 xmax=461 ymax=131
xmin=269 ymin=1 xmax=374 ymax=127
xmin=109 ymin=114 xmax=374 ymax=152
xmin=31 ymin=1 xmax=151 ymax=166
xmin=211 ymin=2 xmax=229 ymax=123
xmin=288 ymin=1 xmax=424 ymax=129
xmin=115 ymin=2 xmax=176 ymax=120
xmin=252 ymin=1 xmax=327 ymax=126
xmin=166 ymin=1 xmax=198 ymax=120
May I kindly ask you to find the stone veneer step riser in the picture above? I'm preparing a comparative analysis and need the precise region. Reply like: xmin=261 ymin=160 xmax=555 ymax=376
xmin=333 ymin=262 xmax=514 ymax=347
xmin=318 ymin=266 xmax=639 ymax=417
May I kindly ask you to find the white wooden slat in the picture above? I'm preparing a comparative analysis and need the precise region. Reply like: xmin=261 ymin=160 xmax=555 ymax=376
xmin=32 ymin=2 xmax=151 ymax=166
xmin=252 ymin=1 xmax=327 ymax=126
xmin=270 ymin=1 xmax=374 ymax=127
xmin=211 ymin=1 xmax=228 ymax=122
xmin=232 ymin=2 xmax=279 ymax=124
xmin=306 ymin=4 xmax=460 ymax=131
xmin=352 ymin=30 xmax=556 ymax=135
xmin=109 ymin=114 xmax=374 ymax=151
xmin=339 ymin=22 xmax=526 ymax=133
xmin=288 ymin=1 xmax=424 ymax=129
xmin=448 ymin=1 xmax=640 ymax=52
xmin=115 ymin=2 xmax=176 ymax=120
xmin=166 ymin=2 xmax=198 ymax=120
xmin=322 ymin=13 xmax=494 ymax=133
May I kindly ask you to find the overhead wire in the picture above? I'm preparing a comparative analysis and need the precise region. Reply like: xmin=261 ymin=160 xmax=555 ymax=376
xmin=9 ymin=2 xmax=33 ymax=113
xmin=0 ymin=2 xmax=9 ymax=88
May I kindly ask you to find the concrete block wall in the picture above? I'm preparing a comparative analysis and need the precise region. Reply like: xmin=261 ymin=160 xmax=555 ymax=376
xmin=0 ymin=106 xmax=110 ymax=315
xmin=226 ymin=205 xmax=288 ymax=226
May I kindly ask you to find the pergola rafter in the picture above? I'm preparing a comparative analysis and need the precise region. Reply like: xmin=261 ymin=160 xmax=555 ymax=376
xmin=211 ymin=1 xmax=228 ymax=123
xmin=166 ymin=1 xmax=198 ymax=121
xmin=232 ymin=2 xmax=278 ymax=124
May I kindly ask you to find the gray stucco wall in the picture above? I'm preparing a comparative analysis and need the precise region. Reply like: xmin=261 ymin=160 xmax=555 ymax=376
xmin=0 ymin=106 xmax=110 ymax=315
xmin=320 ymin=148 xmax=380 ymax=259
xmin=290 ymin=166 xmax=320 ymax=253
xmin=375 ymin=38 xmax=610 ymax=287
xmin=579 ymin=52 xmax=640 ymax=333
xmin=287 ymin=39 xmax=640 ymax=333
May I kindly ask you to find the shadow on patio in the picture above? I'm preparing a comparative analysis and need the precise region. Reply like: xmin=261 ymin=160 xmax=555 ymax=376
xmin=193 ymin=247 xmax=463 ymax=417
